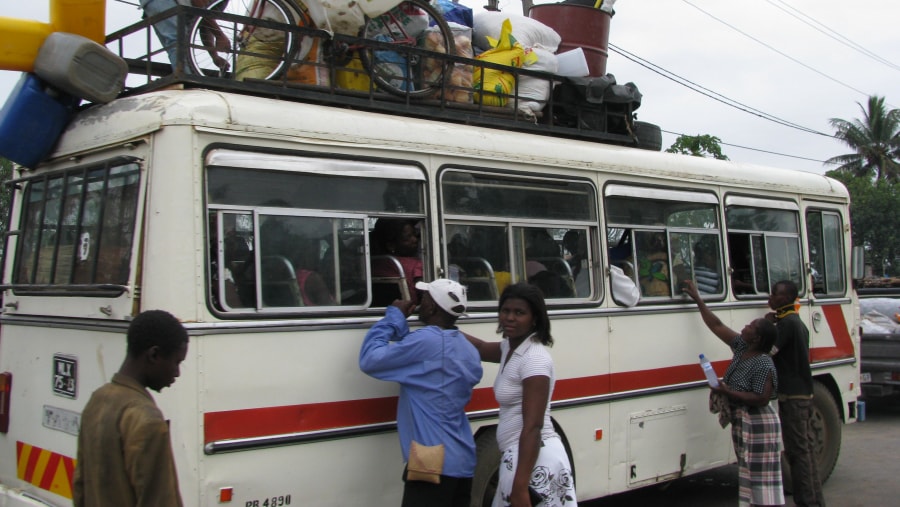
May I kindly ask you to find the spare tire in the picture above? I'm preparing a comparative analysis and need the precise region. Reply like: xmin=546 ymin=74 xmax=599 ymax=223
xmin=632 ymin=121 xmax=662 ymax=151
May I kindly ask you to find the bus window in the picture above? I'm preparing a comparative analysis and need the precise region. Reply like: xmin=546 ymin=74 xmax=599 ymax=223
xmin=441 ymin=170 xmax=597 ymax=304
xmin=206 ymin=150 xmax=425 ymax=314
xmin=605 ymin=185 xmax=721 ymax=301
xmin=806 ymin=209 xmax=845 ymax=296
xmin=13 ymin=159 xmax=141 ymax=295
xmin=725 ymin=197 xmax=803 ymax=296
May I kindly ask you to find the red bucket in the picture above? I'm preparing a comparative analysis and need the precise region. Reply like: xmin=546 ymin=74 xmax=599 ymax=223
xmin=529 ymin=3 xmax=612 ymax=77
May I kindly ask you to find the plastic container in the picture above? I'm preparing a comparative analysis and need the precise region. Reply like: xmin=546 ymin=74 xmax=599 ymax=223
xmin=529 ymin=3 xmax=612 ymax=77
xmin=556 ymin=47 xmax=590 ymax=77
xmin=0 ymin=73 xmax=78 ymax=168
xmin=34 ymin=32 xmax=127 ymax=104
xmin=699 ymin=354 xmax=719 ymax=387
xmin=857 ymin=400 xmax=866 ymax=421
xmin=49 ymin=0 xmax=106 ymax=43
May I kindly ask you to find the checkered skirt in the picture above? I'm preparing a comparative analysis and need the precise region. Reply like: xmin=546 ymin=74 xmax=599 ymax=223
xmin=731 ymin=403 xmax=785 ymax=507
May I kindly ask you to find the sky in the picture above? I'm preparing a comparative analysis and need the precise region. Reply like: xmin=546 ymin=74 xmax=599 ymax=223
xmin=1 ymin=0 xmax=897 ymax=175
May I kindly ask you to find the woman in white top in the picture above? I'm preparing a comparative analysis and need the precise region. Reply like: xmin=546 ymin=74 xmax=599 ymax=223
xmin=465 ymin=283 xmax=576 ymax=507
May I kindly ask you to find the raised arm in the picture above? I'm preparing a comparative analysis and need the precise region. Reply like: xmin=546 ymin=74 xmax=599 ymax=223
xmin=462 ymin=332 xmax=502 ymax=363
xmin=682 ymin=280 xmax=738 ymax=346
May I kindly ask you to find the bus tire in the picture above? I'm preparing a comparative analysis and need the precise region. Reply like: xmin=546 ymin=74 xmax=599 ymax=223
xmin=470 ymin=428 xmax=501 ymax=507
xmin=781 ymin=380 xmax=842 ymax=492
xmin=632 ymin=121 xmax=662 ymax=151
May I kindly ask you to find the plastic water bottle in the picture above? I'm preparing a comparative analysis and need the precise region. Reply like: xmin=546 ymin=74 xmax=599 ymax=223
xmin=699 ymin=354 xmax=719 ymax=387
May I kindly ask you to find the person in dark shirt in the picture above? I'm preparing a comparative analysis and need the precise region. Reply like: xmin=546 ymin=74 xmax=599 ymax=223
xmin=767 ymin=280 xmax=825 ymax=507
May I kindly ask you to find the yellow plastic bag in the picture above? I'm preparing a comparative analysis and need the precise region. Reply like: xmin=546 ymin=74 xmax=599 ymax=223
xmin=473 ymin=19 xmax=527 ymax=106
xmin=336 ymin=56 xmax=372 ymax=91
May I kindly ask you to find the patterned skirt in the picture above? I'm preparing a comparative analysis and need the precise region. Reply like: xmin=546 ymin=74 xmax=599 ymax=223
xmin=731 ymin=403 xmax=785 ymax=507
xmin=493 ymin=436 xmax=577 ymax=507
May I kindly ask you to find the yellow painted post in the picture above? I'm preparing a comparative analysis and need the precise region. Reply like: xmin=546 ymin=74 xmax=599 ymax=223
xmin=50 ymin=0 xmax=107 ymax=43
xmin=0 ymin=17 xmax=53 ymax=72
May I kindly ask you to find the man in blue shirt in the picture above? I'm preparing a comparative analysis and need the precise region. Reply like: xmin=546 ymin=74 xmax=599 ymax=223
xmin=360 ymin=279 xmax=483 ymax=507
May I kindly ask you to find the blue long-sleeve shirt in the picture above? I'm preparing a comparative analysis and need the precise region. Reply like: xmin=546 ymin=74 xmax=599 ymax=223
xmin=359 ymin=306 xmax=483 ymax=478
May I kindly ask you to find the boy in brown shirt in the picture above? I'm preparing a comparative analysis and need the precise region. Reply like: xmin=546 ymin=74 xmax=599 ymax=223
xmin=73 ymin=310 xmax=189 ymax=507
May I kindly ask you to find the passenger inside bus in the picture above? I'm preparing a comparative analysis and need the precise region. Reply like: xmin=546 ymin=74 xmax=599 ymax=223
xmin=525 ymin=229 xmax=573 ymax=299
xmin=371 ymin=218 xmax=424 ymax=305
xmin=692 ymin=237 xmax=722 ymax=294
xmin=221 ymin=228 xmax=251 ymax=308
xmin=636 ymin=231 xmax=671 ymax=297
xmin=608 ymin=229 xmax=634 ymax=277
xmin=254 ymin=216 xmax=304 ymax=307
xmin=447 ymin=226 xmax=508 ymax=301
xmin=288 ymin=237 xmax=335 ymax=306
xmin=728 ymin=234 xmax=762 ymax=295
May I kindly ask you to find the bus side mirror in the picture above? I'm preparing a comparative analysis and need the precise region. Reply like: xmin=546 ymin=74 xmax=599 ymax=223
xmin=851 ymin=246 xmax=865 ymax=281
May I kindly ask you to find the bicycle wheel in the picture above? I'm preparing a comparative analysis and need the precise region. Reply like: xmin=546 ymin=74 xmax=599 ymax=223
xmin=357 ymin=0 xmax=456 ymax=99
xmin=187 ymin=0 xmax=311 ymax=80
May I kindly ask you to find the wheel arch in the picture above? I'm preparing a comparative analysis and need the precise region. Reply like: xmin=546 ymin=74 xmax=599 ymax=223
xmin=813 ymin=373 xmax=845 ymax=421
xmin=469 ymin=417 xmax=577 ymax=507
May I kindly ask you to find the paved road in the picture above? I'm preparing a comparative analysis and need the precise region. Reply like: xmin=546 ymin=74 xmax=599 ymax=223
xmin=584 ymin=396 xmax=900 ymax=506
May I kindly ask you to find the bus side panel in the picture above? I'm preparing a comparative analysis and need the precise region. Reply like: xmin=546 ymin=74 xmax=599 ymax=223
xmin=605 ymin=308 xmax=735 ymax=493
xmin=195 ymin=327 xmax=407 ymax=506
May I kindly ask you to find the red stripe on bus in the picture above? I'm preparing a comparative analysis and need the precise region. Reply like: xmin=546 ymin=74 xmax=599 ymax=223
xmin=23 ymin=442 xmax=40 ymax=482
xmin=39 ymin=452 xmax=61 ymax=490
xmin=811 ymin=304 xmax=855 ymax=361
xmin=204 ymin=397 xmax=399 ymax=442
xmin=205 ymin=366 xmax=704 ymax=443
xmin=204 ymin=309 xmax=853 ymax=445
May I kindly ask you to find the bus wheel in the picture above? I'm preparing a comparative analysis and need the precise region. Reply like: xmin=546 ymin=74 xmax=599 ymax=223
xmin=781 ymin=381 xmax=842 ymax=492
xmin=470 ymin=428 xmax=502 ymax=507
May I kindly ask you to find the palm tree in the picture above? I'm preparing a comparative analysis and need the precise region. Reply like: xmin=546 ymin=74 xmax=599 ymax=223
xmin=826 ymin=95 xmax=900 ymax=181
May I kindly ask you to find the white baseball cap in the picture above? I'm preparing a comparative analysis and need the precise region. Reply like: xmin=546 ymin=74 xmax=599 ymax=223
xmin=415 ymin=279 xmax=468 ymax=317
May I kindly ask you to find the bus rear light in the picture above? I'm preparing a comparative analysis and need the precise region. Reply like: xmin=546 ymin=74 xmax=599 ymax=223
xmin=0 ymin=372 xmax=11 ymax=433
xmin=219 ymin=487 xmax=233 ymax=503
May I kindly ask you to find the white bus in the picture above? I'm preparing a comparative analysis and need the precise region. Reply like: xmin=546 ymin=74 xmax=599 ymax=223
xmin=0 ymin=17 xmax=860 ymax=507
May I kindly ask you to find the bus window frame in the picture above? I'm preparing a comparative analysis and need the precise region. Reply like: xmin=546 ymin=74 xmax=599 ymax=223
xmin=805 ymin=207 xmax=846 ymax=298
xmin=604 ymin=184 xmax=722 ymax=302
xmin=724 ymin=195 xmax=804 ymax=298
xmin=204 ymin=148 xmax=428 ymax=317
xmin=439 ymin=168 xmax=599 ymax=306
xmin=212 ymin=208 xmax=372 ymax=313
xmin=5 ymin=156 xmax=142 ymax=297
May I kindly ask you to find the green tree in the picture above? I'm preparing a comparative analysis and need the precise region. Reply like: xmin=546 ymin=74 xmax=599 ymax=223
xmin=666 ymin=134 xmax=729 ymax=160
xmin=826 ymin=95 xmax=900 ymax=182
xmin=827 ymin=169 xmax=900 ymax=276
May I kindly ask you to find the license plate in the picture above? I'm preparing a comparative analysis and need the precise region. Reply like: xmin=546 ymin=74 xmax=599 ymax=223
xmin=42 ymin=405 xmax=81 ymax=436
xmin=860 ymin=372 xmax=872 ymax=383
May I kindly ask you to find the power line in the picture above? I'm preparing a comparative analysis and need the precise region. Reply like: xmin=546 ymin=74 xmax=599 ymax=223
xmin=661 ymin=129 xmax=828 ymax=164
xmin=609 ymin=43 xmax=833 ymax=137
xmin=766 ymin=0 xmax=900 ymax=73
xmin=681 ymin=0 xmax=872 ymax=99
